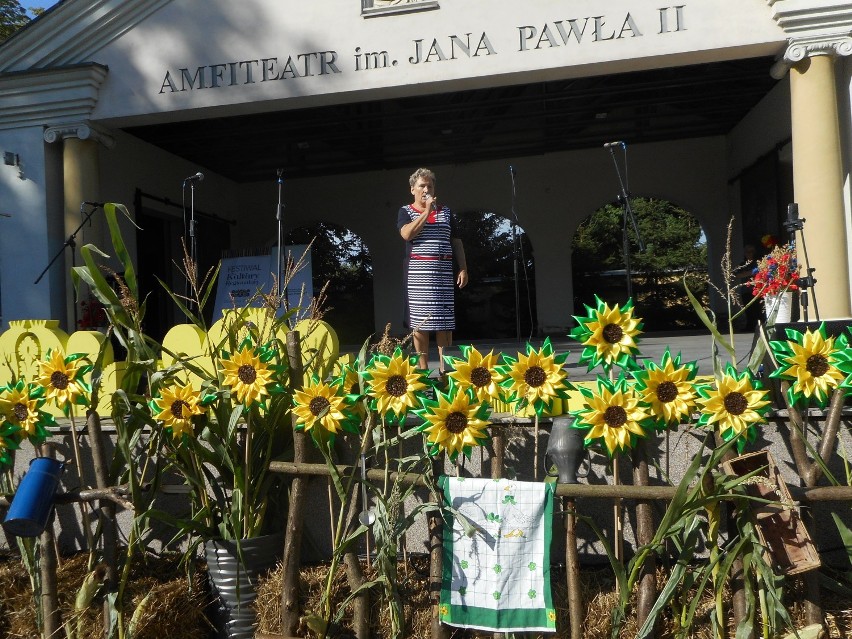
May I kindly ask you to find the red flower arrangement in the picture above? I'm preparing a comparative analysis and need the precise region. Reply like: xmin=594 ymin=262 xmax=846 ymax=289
xmin=750 ymin=241 xmax=799 ymax=298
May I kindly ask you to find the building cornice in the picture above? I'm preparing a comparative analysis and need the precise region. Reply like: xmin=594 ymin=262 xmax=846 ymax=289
xmin=0 ymin=0 xmax=174 ymax=72
xmin=768 ymin=1 xmax=852 ymax=34
xmin=0 ymin=64 xmax=108 ymax=130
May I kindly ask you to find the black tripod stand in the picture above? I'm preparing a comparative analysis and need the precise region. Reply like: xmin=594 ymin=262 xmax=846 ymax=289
xmin=604 ymin=141 xmax=645 ymax=298
xmin=783 ymin=203 xmax=819 ymax=322
xmin=275 ymin=168 xmax=287 ymax=313
xmin=34 ymin=202 xmax=102 ymax=328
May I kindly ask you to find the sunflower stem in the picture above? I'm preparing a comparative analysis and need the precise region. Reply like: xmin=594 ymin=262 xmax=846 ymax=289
xmin=244 ymin=411 xmax=252 ymax=537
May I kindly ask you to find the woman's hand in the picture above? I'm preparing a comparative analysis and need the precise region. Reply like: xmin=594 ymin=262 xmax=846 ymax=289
xmin=457 ymin=268 xmax=468 ymax=288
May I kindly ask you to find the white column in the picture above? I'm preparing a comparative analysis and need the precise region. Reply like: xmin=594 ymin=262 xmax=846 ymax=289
xmin=783 ymin=37 xmax=852 ymax=319
xmin=44 ymin=122 xmax=115 ymax=328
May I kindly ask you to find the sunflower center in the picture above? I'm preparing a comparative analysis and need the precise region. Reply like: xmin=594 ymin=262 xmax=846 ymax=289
xmin=602 ymin=323 xmax=624 ymax=344
xmin=385 ymin=374 xmax=408 ymax=397
xmin=470 ymin=366 xmax=492 ymax=388
xmin=524 ymin=366 xmax=546 ymax=388
xmin=723 ymin=392 xmax=748 ymax=416
xmin=12 ymin=403 xmax=27 ymax=421
xmin=604 ymin=405 xmax=627 ymax=427
xmin=237 ymin=364 xmax=257 ymax=385
xmin=309 ymin=396 xmax=331 ymax=416
xmin=50 ymin=371 xmax=69 ymax=390
xmin=170 ymin=399 xmax=189 ymax=419
xmin=805 ymin=354 xmax=830 ymax=378
xmin=656 ymin=381 xmax=678 ymax=404
xmin=445 ymin=411 xmax=468 ymax=434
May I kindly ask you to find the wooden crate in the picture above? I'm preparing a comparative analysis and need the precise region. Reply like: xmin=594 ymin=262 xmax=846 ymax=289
xmin=722 ymin=450 xmax=821 ymax=576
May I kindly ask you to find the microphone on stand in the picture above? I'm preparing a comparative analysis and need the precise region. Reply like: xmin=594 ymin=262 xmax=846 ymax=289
xmin=784 ymin=202 xmax=802 ymax=233
xmin=509 ymin=165 xmax=516 ymax=176
xmin=183 ymin=172 xmax=204 ymax=183
xmin=603 ymin=140 xmax=626 ymax=149
xmin=82 ymin=201 xmax=104 ymax=207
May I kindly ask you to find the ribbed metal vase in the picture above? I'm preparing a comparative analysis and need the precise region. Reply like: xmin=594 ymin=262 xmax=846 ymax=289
xmin=204 ymin=531 xmax=284 ymax=639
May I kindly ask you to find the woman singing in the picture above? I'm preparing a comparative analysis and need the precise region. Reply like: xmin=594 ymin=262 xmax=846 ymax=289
xmin=397 ymin=168 xmax=468 ymax=375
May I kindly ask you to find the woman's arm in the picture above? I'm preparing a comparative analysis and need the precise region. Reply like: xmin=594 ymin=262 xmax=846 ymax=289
xmin=399 ymin=210 xmax=429 ymax=240
xmin=452 ymin=238 xmax=468 ymax=288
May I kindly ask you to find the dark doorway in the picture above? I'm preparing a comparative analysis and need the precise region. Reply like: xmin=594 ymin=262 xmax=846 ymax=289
xmin=454 ymin=211 xmax=536 ymax=340
xmin=135 ymin=192 xmax=232 ymax=341
xmin=285 ymin=222 xmax=374 ymax=346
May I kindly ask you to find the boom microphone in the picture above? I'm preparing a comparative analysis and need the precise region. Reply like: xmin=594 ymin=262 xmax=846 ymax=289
xmin=183 ymin=172 xmax=204 ymax=182
xmin=603 ymin=140 xmax=626 ymax=149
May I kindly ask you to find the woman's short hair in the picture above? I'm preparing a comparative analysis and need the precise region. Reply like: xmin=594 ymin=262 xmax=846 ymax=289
xmin=409 ymin=168 xmax=436 ymax=188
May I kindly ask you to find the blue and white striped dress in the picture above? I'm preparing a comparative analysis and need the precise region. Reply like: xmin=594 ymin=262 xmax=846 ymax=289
xmin=398 ymin=204 xmax=456 ymax=331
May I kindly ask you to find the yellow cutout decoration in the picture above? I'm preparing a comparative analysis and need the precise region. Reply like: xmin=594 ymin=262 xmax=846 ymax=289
xmin=0 ymin=317 xmax=341 ymax=419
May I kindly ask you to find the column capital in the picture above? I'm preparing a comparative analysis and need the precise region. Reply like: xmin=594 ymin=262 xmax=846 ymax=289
xmin=771 ymin=32 xmax=852 ymax=78
xmin=43 ymin=121 xmax=115 ymax=149
xmin=784 ymin=32 xmax=852 ymax=63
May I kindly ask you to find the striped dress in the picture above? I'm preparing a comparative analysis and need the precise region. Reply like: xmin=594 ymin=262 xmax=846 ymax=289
xmin=397 ymin=204 xmax=456 ymax=331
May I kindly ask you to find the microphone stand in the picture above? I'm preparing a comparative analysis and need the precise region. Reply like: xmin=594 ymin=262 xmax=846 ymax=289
xmin=275 ymin=169 xmax=287 ymax=313
xmin=605 ymin=143 xmax=645 ymax=299
xmin=183 ymin=178 xmax=199 ymax=311
xmin=34 ymin=203 xmax=102 ymax=329
xmin=783 ymin=203 xmax=819 ymax=322
xmin=509 ymin=167 xmax=521 ymax=343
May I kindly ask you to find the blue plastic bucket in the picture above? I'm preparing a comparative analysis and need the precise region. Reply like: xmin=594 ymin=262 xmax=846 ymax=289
xmin=3 ymin=457 xmax=64 ymax=537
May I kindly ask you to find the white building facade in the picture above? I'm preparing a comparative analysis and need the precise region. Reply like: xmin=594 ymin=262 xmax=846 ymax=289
xmin=0 ymin=0 xmax=850 ymax=337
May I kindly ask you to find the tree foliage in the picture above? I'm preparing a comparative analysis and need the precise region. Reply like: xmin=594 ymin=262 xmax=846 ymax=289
xmin=0 ymin=0 xmax=30 ymax=42
xmin=572 ymin=198 xmax=708 ymax=329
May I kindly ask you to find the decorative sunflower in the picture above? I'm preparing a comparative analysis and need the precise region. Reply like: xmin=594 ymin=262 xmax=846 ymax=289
xmin=570 ymin=375 xmax=650 ymax=456
xmin=696 ymin=364 xmax=770 ymax=451
xmin=416 ymin=386 xmax=490 ymax=462
xmin=0 ymin=380 xmax=55 ymax=445
xmin=632 ymin=349 xmax=701 ymax=429
xmin=364 ymin=347 xmax=428 ymax=423
xmin=770 ymin=323 xmax=848 ymax=408
xmin=0 ymin=421 xmax=21 ymax=469
xmin=445 ymin=345 xmax=504 ymax=404
xmin=496 ymin=337 xmax=570 ymax=416
xmin=36 ymin=349 xmax=91 ymax=413
xmin=219 ymin=339 xmax=276 ymax=408
xmin=569 ymin=295 xmax=643 ymax=372
xmin=293 ymin=375 xmax=357 ymax=444
xmin=151 ymin=382 xmax=204 ymax=442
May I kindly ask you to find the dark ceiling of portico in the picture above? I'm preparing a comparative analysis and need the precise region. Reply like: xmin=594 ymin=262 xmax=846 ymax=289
xmin=124 ymin=56 xmax=779 ymax=183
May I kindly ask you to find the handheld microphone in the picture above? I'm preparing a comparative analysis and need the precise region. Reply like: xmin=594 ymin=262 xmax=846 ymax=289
xmin=509 ymin=165 xmax=516 ymax=176
xmin=603 ymin=140 xmax=626 ymax=149
xmin=424 ymin=192 xmax=436 ymax=211
xmin=183 ymin=172 xmax=204 ymax=183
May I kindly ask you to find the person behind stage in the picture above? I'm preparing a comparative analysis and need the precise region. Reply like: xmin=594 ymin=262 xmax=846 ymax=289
xmin=397 ymin=168 xmax=468 ymax=375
